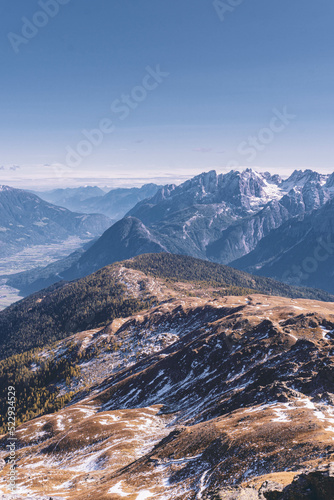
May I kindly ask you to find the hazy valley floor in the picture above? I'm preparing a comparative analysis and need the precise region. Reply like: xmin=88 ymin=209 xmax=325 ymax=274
xmin=0 ymin=237 xmax=89 ymax=310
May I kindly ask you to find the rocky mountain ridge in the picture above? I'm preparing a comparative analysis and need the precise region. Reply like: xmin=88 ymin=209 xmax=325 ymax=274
xmin=1 ymin=260 xmax=334 ymax=499
xmin=128 ymin=168 xmax=334 ymax=264
xmin=3 ymin=253 xmax=333 ymax=361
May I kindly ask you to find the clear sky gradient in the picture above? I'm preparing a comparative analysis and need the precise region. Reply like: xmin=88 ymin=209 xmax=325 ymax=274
xmin=1 ymin=0 xmax=333 ymax=188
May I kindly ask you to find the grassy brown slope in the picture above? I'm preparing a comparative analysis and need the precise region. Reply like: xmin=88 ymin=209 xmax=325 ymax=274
xmin=0 ymin=253 xmax=333 ymax=362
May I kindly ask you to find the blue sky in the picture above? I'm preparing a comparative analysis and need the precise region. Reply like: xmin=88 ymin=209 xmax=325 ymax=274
xmin=0 ymin=0 xmax=333 ymax=188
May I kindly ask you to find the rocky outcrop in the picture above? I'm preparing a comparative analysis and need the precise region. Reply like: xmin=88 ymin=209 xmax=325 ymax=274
xmin=211 ymin=466 xmax=334 ymax=499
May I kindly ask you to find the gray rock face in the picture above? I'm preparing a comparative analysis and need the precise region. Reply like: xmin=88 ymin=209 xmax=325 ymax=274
xmin=281 ymin=466 xmax=334 ymax=500
xmin=233 ymin=197 xmax=334 ymax=293
xmin=259 ymin=481 xmax=285 ymax=499
xmin=326 ymin=172 xmax=334 ymax=188
xmin=128 ymin=169 xmax=333 ymax=266
xmin=207 ymin=178 xmax=332 ymax=264
xmin=280 ymin=169 xmax=328 ymax=191
xmin=126 ymin=169 xmax=286 ymax=264
xmin=128 ymin=169 xmax=273 ymax=223
xmin=208 ymin=487 xmax=259 ymax=499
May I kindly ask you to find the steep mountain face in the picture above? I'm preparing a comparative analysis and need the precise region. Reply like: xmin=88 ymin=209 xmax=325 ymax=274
xmin=128 ymin=169 xmax=282 ymax=223
xmin=123 ymin=170 xmax=283 ymax=264
xmin=1 ymin=262 xmax=334 ymax=499
xmin=62 ymin=217 xmax=168 ymax=280
xmin=128 ymin=169 xmax=333 ymax=265
xmin=0 ymin=186 xmax=112 ymax=257
xmin=37 ymin=183 xmax=161 ymax=219
xmin=207 ymin=180 xmax=330 ymax=264
xmin=280 ymin=168 xmax=328 ymax=191
xmin=326 ymin=172 xmax=334 ymax=188
xmin=232 ymin=197 xmax=334 ymax=294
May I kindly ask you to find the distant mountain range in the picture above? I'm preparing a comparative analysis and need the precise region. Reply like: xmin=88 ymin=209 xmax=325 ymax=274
xmin=35 ymin=183 xmax=161 ymax=219
xmin=0 ymin=185 xmax=112 ymax=257
xmin=33 ymin=185 xmax=106 ymax=211
xmin=5 ymin=168 xmax=334 ymax=295
xmin=128 ymin=168 xmax=333 ymax=264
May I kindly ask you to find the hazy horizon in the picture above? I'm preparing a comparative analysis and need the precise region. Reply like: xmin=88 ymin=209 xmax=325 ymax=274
xmin=1 ymin=164 xmax=333 ymax=191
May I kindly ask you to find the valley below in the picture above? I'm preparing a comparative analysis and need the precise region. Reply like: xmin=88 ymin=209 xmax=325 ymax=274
xmin=0 ymin=237 xmax=91 ymax=310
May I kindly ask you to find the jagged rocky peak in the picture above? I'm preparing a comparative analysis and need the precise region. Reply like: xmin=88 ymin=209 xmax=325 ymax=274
xmin=302 ymin=179 xmax=331 ymax=211
xmin=261 ymin=171 xmax=283 ymax=185
xmin=130 ymin=168 xmax=330 ymax=220
xmin=0 ymin=184 xmax=15 ymax=192
xmin=279 ymin=178 xmax=330 ymax=215
xmin=326 ymin=172 xmax=334 ymax=188
xmin=279 ymin=187 xmax=307 ymax=216
xmin=149 ymin=183 xmax=176 ymax=203
xmin=181 ymin=169 xmax=219 ymax=193
xmin=282 ymin=168 xmax=329 ymax=190
xmin=148 ymin=169 xmax=275 ymax=208
xmin=177 ymin=168 xmax=274 ymax=207
xmin=216 ymin=168 xmax=269 ymax=208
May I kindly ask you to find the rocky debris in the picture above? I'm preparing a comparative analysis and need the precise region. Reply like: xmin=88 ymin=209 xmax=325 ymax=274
xmin=1 ymin=294 xmax=334 ymax=499
xmin=279 ymin=466 xmax=334 ymax=500
xmin=259 ymin=482 xmax=285 ymax=500
xmin=209 ymin=466 xmax=334 ymax=499
xmin=207 ymin=487 xmax=260 ymax=499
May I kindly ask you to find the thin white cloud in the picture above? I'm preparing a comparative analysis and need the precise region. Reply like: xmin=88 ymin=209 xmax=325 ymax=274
xmin=192 ymin=147 xmax=213 ymax=153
